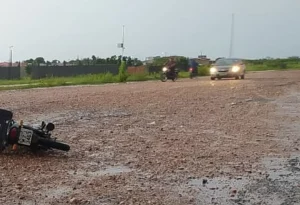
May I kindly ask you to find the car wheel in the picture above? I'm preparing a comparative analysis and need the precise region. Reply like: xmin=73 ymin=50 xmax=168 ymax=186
xmin=235 ymin=76 xmax=239 ymax=80
xmin=241 ymin=74 xmax=245 ymax=79
xmin=211 ymin=77 xmax=215 ymax=80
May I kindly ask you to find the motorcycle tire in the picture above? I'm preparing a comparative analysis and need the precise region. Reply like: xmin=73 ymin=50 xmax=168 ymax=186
xmin=189 ymin=73 xmax=193 ymax=79
xmin=38 ymin=138 xmax=70 ymax=151
xmin=161 ymin=73 xmax=167 ymax=82
xmin=172 ymin=74 xmax=178 ymax=82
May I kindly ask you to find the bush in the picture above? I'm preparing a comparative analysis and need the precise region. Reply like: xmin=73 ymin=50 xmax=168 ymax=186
xmin=25 ymin=65 xmax=32 ymax=75
xmin=198 ymin=65 xmax=210 ymax=76
xmin=118 ymin=61 xmax=128 ymax=82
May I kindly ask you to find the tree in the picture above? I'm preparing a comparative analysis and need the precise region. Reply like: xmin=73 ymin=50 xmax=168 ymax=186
xmin=126 ymin=56 xmax=133 ymax=66
xmin=35 ymin=57 xmax=45 ymax=65
xmin=133 ymin=58 xmax=143 ymax=66
xmin=82 ymin=58 xmax=91 ymax=65
xmin=25 ymin=59 xmax=34 ymax=64
xmin=92 ymin=55 xmax=97 ymax=65
xmin=52 ymin=60 xmax=60 ymax=65
xmin=110 ymin=55 xmax=117 ymax=64
xmin=118 ymin=60 xmax=128 ymax=82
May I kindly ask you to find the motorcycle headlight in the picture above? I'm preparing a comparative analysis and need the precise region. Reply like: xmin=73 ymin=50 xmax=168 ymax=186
xmin=162 ymin=67 xmax=168 ymax=72
xmin=210 ymin=67 xmax=217 ymax=74
xmin=232 ymin=66 xmax=240 ymax=72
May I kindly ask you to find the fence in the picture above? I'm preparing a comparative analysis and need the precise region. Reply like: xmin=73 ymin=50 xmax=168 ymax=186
xmin=127 ymin=65 xmax=189 ymax=75
xmin=0 ymin=67 xmax=21 ymax=80
xmin=127 ymin=66 xmax=146 ymax=74
xmin=31 ymin=64 xmax=119 ymax=79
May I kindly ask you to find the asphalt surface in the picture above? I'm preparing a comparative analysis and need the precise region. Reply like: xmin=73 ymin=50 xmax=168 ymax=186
xmin=1 ymin=70 xmax=300 ymax=205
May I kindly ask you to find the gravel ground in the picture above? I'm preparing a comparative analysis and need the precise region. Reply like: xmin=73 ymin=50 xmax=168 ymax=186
xmin=1 ymin=70 xmax=300 ymax=205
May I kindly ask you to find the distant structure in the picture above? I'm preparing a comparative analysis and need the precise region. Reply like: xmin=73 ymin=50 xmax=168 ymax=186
xmin=143 ymin=56 xmax=160 ymax=65
xmin=191 ymin=55 xmax=212 ymax=65
xmin=0 ymin=62 xmax=26 ymax=67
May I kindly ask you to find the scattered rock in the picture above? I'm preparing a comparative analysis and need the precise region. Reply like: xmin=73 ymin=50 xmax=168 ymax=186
xmin=148 ymin=121 xmax=156 ymax=125
xmin=70 ymin=198 xmax=79 ymax=204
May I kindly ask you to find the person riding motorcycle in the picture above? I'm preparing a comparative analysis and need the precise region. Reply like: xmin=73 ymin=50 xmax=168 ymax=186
xmin=164 ymin=57 xmax=177 ymax=76
xmin=189 ymin=59 xmax=199 ymax=74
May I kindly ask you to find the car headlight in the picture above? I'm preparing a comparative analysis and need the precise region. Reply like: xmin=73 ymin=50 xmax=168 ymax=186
xmin=210 ymin=67 xmax=217 ymax=74
xmin=162 ymin=67 xmax=168 ymax=72
xmin=232 ymin=66 xmax=240 ymax=72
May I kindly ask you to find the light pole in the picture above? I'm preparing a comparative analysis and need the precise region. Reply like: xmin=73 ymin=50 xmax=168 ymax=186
xmin=117 ymin=25 xmax=125 ymax=60
xmin=229 ymin=13 xmax=235 ymax=58
xmin=9 ymin=46 xmax=13 ymax=67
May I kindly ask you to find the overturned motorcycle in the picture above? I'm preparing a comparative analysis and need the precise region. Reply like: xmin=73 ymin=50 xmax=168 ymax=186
xmin=0 ymin=109 xmax=70 ymax=153
xmin=160 ymin=66 xmax=179 ymax=82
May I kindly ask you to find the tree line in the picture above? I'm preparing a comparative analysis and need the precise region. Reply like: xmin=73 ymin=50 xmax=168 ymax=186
xmin=24 ymin=55 xmax=143 ymax=67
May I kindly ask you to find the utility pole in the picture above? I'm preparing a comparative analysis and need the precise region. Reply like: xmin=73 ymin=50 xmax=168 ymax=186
xmin=8 ymin=46 xmax=13 ymax=80
xmin=122 ymin=25 xmax=125 ymax=58
xmin=9 ymin=46 xmax=13 ymax=67
xmin=229 ymin=13 xmax=235 ymax=58
xmin=117 ymin=25 xmax=125 ymax=60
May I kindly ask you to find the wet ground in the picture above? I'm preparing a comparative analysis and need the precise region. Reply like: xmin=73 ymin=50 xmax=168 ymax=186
xmin=1 ymin=70 xmax=300 ymax=205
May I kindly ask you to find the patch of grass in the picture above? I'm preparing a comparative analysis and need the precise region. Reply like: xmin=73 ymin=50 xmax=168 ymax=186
xmin=0 ymin=71 xmax=192 ymax=90
xmin=178 ymin=71 xmax=190 ymax=78
xmin=246 ymin=62 xmax=300 ymax=71
xmin=0 ymin=77 xmax=37 ymax=85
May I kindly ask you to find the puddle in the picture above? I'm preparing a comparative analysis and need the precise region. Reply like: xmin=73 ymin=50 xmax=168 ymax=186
xmin=188 ymin=154 xmax=300 ymax=205
xmin=189 ymin=177 xmax=250 ymax=204
xmin=251 ymin=97 xmax=274 ymax=103
xmin=43 ymin=186 xmax=72 ymax=199
xmin=33 ymin=185 xmax=72 ymax=201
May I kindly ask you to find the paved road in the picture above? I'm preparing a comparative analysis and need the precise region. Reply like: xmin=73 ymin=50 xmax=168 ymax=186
xmin=0 ymin=70 xmax=300 ymax=205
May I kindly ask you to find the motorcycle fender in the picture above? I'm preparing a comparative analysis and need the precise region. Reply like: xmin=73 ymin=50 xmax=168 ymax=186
xmin=30 ymin=134 xmax=39 ymax=145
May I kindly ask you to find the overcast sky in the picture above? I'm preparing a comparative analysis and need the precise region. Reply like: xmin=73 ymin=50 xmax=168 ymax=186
xmin=0 ymin=0 xmax=300 ymax=62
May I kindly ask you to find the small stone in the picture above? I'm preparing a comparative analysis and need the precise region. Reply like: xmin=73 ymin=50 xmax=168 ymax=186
xmin=70 ymin=198 xmax=78 ymax=204
xmin=202 ymin=179 xmax=208 ymax=185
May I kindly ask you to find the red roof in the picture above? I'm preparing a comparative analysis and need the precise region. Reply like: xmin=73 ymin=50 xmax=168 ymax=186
xmin=0 ymin=62 xmax=26 ymax=67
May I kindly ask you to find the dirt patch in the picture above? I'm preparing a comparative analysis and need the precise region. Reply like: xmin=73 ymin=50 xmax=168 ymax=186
xmin=1 ymin=70 xmax=300 ymax=204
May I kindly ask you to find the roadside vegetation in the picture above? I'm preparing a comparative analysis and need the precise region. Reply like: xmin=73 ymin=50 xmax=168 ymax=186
xmin=0 ymin=57 xmax=300 ymax=90
xmin=245 ymin=57 xmax=300 ymax=71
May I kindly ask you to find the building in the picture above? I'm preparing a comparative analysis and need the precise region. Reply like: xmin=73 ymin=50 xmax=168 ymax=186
xmin=191 ymin=55 xmax=211 ymax=65
xmin=0 ymin=62 xmax=27 ymax=68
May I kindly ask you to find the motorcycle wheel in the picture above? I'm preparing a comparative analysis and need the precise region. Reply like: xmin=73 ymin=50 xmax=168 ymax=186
xmin=172 ymin=73 xmax=178 ymax=82
xmin=38 ymin=138 xmax=70 ymax=151
xmin=160 ymin=73 xmax=167 ymax=82
xmin=189 ymin=72 xmax=193 ymax=79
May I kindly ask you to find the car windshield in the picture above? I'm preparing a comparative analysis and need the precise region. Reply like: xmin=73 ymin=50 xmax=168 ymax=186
xmin=215 ymin=59 xmax=239 ymax=66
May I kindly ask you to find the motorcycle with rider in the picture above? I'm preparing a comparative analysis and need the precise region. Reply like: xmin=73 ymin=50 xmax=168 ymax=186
xmin=161 ymin=57 xmax=179 ymax=82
